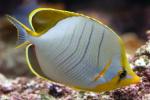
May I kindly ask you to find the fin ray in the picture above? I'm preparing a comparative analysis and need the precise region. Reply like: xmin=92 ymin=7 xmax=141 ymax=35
xmin=26 ymin=44 xmax=55 ymax=82
xmin=6 ymin=15 xmax=39 ymax=40
xmin=29 ymin=8 xmax=80 ymax=34
xmin=6 ymin=15 xmax=29 ymax=47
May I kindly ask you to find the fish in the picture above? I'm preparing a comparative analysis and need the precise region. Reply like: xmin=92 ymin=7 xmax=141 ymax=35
xmin=6 ymin=8 xmax=140 ymax=93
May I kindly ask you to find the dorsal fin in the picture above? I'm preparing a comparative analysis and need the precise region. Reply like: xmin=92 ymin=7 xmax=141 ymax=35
xmin=28 ymin=8 xmax=80 ymax=34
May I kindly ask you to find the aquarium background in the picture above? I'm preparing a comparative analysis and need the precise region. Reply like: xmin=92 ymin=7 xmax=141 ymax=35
xmin=0 ymin=0 xmax=149 ymax=77
xmin=0 ymin=0 xmax=150 ymax=99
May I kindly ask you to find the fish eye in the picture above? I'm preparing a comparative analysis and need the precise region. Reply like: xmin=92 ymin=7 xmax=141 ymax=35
xmin=119 ymin=70 xmax=127 ymax=80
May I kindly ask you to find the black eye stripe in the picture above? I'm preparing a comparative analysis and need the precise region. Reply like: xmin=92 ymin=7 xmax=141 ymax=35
xmin=117 ymin=70 xmax=127 ymax=83
xmin=119 ymin=70 xmax=127 ymax=79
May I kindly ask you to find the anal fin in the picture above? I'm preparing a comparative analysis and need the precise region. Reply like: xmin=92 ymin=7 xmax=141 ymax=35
xmin=26 ymin=44 xmax=55 ymax=82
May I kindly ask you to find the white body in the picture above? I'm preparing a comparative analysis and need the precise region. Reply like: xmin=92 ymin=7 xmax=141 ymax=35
xmin=29 ymin=16 xmax=121 ymax=89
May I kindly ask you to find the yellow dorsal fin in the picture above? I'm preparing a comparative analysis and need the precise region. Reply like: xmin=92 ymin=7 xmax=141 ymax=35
xmin=29 ymin=8 xmax=80 ymax=34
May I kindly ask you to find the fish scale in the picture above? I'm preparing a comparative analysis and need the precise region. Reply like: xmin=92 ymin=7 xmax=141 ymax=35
xmin=7 ymin=8 xmax=140 ymax=93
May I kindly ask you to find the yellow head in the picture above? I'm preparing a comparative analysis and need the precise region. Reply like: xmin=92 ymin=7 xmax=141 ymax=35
xmin=91 ymin=67 xmax=140 ymax=92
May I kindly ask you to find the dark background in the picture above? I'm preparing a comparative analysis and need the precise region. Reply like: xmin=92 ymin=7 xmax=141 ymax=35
xmin=0 ymin=0 xmax=149 ymax=77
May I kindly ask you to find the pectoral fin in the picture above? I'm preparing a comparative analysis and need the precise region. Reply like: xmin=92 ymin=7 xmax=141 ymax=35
xmin=93 ymin=59 xmax=112 ymax=81
xmin=26 ymin=44 xmax=54 ymax=82
xmin=29 ymin=8 xmax=80 ymax=34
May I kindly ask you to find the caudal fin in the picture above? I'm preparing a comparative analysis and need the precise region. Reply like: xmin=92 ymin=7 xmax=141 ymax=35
xmin=6 ymin=15 xmax=33 ymax=48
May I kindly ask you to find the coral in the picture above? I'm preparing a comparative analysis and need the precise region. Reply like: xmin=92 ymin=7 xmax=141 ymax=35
xmin=132 ymin=40 xmax=150 ymax=68
xmin=110 ymin=67 xmax=150 ymax=100
xmin=110 ymin=40 xmax=150 ymax=100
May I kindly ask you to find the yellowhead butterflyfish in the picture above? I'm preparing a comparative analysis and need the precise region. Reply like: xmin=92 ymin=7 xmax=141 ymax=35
xmin=6 ymin=8 xmax=140 ymax=93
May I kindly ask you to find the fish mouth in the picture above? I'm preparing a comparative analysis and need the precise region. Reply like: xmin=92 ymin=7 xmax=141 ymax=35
xmin=120 ymin=75 xmax=141 ymax=87
xmin=132 ymin=75 xmax=141 ymax=84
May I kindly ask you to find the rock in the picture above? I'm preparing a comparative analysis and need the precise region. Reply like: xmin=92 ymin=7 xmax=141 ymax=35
xmin=131 ymin=40 xmax=150 ymax=68
xmin=0 ymin=73 xmax=7 ymax=84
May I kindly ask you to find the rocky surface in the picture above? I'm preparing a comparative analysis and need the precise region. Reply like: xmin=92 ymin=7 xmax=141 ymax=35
xmin=0 ymin=36 xmax=150 ymax=100
xmin=0 ymin=77 xmax=112 ymax=100
xmin=0 ymin=66 xmax=149 ymax=100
